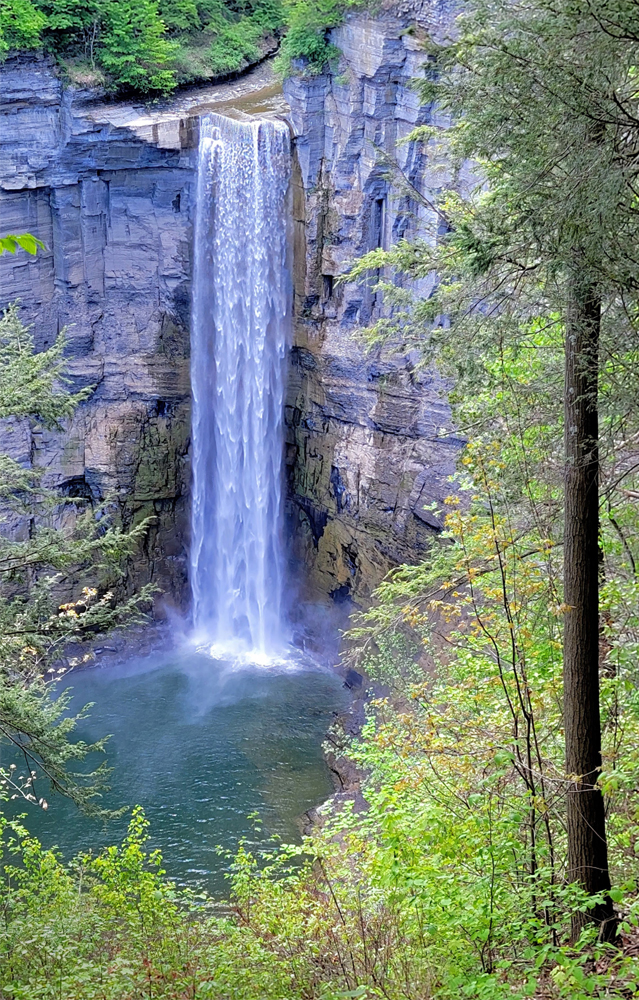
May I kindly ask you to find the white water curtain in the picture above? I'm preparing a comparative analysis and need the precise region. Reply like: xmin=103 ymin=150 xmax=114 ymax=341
xmin=190 ymin=114 xmax=291 ymax=657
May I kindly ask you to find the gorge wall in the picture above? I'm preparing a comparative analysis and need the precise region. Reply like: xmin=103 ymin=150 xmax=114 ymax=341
xmin=283 ymin=1 xmax=460 ymax=603
xmin=0 ymin=54 xmax=197 ymax=602
xmin=0 ymin=2 xmax=459 ymax=611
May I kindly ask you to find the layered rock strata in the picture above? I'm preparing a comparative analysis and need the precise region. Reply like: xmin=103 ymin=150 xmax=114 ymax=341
xmin=0 ymin=53 xmax=197 ymax=601
xmin=0 ymin=7 xmax=461 ymax=611
xmin=283 ymin=3 xmax=461 ymax=603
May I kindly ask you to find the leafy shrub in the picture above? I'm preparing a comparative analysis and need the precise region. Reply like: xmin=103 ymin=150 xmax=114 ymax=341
xmin=98 ymin=0 xmax=177 ymax=94
xmin=1 ymin=783 xmax=638 ymax=999
xmin=0 ymin=808 xmax=298 ymax=1000
xmin=274 ymin=0 xmax=365 ymax=77
xmin=173 ymin=0 xmax=283 ymax=84
xmin=159 ymin=0 xmax=200 ymax=30
xmin=207 ymin=14 xmax=264 ymax=74
xmin=0 ymin=0 xmax=362 ymax=89
xmin=1 ymin=0 xmax=288 ymax=92
xmin=0 ymin=0 xmax=47 ymax=55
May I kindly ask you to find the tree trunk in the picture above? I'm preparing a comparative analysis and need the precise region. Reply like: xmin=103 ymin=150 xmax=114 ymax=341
xmin=564 ymin=273 xmax=616 ymax=942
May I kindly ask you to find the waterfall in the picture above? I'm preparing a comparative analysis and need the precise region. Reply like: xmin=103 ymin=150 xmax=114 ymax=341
xmin=190 ymin=114 xmax=291 ymax=660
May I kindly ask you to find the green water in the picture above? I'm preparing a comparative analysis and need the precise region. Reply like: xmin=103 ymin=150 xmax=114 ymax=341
xmin=9 ymin=650 xmax=348 ymax=892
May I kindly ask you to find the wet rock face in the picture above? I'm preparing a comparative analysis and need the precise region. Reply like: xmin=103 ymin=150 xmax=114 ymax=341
xmin=283 ymin=3 xmax=461 ymax=603
xmin=0 ymin=14 xmax=461 ymax=611
xmin=0 ymin=53 xmax=197 ymax=604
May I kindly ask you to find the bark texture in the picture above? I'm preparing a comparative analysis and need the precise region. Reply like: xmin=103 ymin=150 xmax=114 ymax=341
xmin=564 ymin=274 xmax=616 ymax=941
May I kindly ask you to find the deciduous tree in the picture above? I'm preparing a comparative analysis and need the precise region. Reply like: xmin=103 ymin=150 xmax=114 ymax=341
xmin=350 ymin=0 xmax=639 ymax=940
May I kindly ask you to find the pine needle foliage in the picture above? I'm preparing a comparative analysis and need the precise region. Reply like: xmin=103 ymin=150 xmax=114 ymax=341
xmin=0 ymin=304 xmax=154 ymax=816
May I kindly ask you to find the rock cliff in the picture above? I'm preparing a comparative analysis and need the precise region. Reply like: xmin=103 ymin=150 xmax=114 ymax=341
xmin=0 ymin=52 xmax=197 ymax=602
xmin=0 ymin=5 xmax=460 ymax=611
xmin=283 ymin=2 xmax=461 ymax=603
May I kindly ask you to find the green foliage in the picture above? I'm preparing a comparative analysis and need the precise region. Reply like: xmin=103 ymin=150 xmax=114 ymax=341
xmin=4 ymin=2 xmax=639 ymax=996
xmin=98 ymin=0 xmax=177 ymax=94
xmin=0 ymin=800 xmax=636 ymax=998
xmin=171 ymin=0 xmax=284 ymax=85
xmin=0 ymin=233 xmax=46 ymax=256
xmin=0 ymin=303 xmax=90 ymax=427
xmin=0 ymin=0 xmax=47 ymax=56
xmin=438 ymin=2 xmax=639 ymax=291
xmin=349 ymin=1 xmax=639 ymax=354
xmin=0 ymin=809 xmax=294 ymax=1000
xmin=0 ymin=304 xmax=154 ymax=814
xmin=206 ymin=10 xmax=264 ymax=74
xmin=1 ymin=0 xmax=287 ymax=90
xmin=2 ymin=0 xmax=361 ymax=89
xmin=159 ymin=0 xmax=200 ymax=30
xmin=334 ymin=309 xmax=639 ymax=987
xmin=274 ymin=0 xmax=362 ymax=77
xmin=0 ymin=670 xmax=113 ymax=815
xmin=34 ymin=0 xmax=100 ymax=44
xmin=340 ymin=0 xmax=639 ymax=972
xmin=187 ymin=303 xmax=639 ymax=995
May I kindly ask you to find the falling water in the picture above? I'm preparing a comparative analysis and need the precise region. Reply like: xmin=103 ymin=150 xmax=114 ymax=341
xmin=190 ymin=114 xmax=292 ymax=659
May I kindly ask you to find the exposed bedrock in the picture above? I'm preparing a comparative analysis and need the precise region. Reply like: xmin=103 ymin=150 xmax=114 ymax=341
xmin=0 ymin=4 xmax=460 ymax=611
xmin=0 ymin=52 xmax=197 ymax=603
xmin=283 ymin=2 xmax=461 ymax=604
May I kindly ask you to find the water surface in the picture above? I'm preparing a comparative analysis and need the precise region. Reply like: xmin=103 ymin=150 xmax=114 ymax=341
xmin=10 ymin=651 xmax=347 ymax=892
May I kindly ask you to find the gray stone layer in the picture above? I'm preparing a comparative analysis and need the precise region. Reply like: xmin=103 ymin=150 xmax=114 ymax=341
xmin=0 ymin=52 xmax=197 ymax=604
xmin=283 ymin=4 xmax=461 ymax=602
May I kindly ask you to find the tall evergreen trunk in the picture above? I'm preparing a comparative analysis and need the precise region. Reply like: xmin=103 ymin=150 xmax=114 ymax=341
xmin=563 ymin=273 xmax=616 ymax=942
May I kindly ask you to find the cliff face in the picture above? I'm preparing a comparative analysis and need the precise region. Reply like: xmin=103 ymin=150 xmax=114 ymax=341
xmin=0 ymin=8 xmax=459 ymax=612
xmin=0 ymin=53 xmax=197 ymax=602
xmin=283 ymin=4 xmax=461 ymax=603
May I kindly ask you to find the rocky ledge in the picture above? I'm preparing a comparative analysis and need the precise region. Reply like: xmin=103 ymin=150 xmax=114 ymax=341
xmin=283 ymin=1 xmax=461 ymax=604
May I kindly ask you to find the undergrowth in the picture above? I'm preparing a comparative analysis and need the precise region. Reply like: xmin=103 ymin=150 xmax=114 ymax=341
xmin=0 ymin=0 xmax=371 ymax=94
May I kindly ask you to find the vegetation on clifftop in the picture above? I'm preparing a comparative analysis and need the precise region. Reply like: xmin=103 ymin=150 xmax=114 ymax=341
xmin=0 ymin=0 xmax=286 ymax=93
xmin=274 ymin=0 xmax=366 ymax=78
xmin=0 ymin=0 xmax=364 ymax=93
